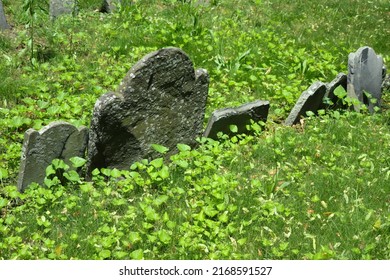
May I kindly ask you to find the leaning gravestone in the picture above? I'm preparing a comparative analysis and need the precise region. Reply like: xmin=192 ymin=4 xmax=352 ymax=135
xmin=87 ymin=47 xmax=209 ymax=174
xmin=284 ymin=81 xmax=327 ymax=126
xmin=322 ymin=72 xmax=348 ymax=110
xmin=50 ymin=0 xmax=77 ymax=20
xmin=347 ymin=46 xmax=384 ymax=113
xmin=204 ymin=100 xmax=270 ymax=140
xmin=0 ymin=0 xmax=10 ymax=30
xmin=17 ymin=121 xmax=88 ymax=192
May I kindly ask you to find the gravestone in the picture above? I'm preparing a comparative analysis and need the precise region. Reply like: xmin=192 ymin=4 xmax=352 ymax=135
xmin=17 ymin=121 xmax=88 ymax=192
xmin=50 ymin=0 xmax=77 ymax=20
xmin=284 ymin=81 xmax=327 ymax=126
xmin=0 ymin=0 xmax=10 ymax=30
xmin=322 ymin=72 xmax=348 ymax=110
xmin=87 ymin=47 xmax=209 ymax=174
xmin=347 ymin=46 xmax=384 ymax=113
xmin=203 ymin=100 xmax=269 ymax=140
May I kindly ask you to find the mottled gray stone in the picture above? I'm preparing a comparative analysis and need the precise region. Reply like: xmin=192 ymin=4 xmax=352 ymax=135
xmin=285 ymin=81 xmax=327 ymax=126
xmin=322 ymin=72 xmax=348 ymax=110
xmin=204 ymin=100 xmax=269 ymax=140
xmin=87 ymin=47 xmax=209 ymax=174
xmin=0 ymin=0 xmax=10 ymax=30
xmin=347 ymin=46 xmax=384 ymax=113
xmin=17 ymin=121 xmax=88 ymax=192
xmin=50 ymin=0 xmax=77 ymax=20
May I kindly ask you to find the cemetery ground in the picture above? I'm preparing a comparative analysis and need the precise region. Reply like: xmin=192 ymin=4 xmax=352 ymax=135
xmin=0 ymin=0 xmax=389 ymax=259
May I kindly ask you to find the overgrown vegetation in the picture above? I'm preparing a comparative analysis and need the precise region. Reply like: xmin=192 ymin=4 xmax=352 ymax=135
xmin=0 ymin=0 xmax=389 ymax=259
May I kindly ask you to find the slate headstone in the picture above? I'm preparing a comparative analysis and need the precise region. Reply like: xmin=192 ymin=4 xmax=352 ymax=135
xmin=284 ymin=81 xmax=327 ymax=126
xmin=347 ymin=46 xmax=384 ymax=113
xmin=87 ymin=47 xmax=209 ymax=174
xmin=0 ymin=0 xmax=10 ymax=30
xmin=322 ymin=72 xmax=348 ymax=110
xmin=50 ymin=0 xmax=77 ymax=20
xmin=17 ymin=121 xmax=88 ymax=192
xmin=204 ymin=100 xmax=270 ymax=140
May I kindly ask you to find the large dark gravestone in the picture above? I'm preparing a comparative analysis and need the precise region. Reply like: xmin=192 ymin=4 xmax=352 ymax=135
xmin=285 ymin=81 xmax=327 ymax=126
xmin=17 ymin=122 xmax=88 ymax=192
xmin=50 ymin=0 xmax=77 ymax=20
xmin=87 ymin=47 xmax=209 ymax=174
xmin=347 ymin=46 xmax=384 ymax=113
xmin=0 ymin=0 xmax=10 ymax=30
xmin=204 ymin=100 xmax=269 ymax=140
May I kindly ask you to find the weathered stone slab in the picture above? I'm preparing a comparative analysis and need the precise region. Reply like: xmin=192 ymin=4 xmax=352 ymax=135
xmin=0 ymin=0 xmax=10 ymax=30
xmin=322 ymin=72 xmax=348 ymax=110
xmin=284 ymin=81 xmax=327 ymax=126
xmin=87 ymin=47 xmax=209 ymax=174
xmin=17 ymin=121 xmax=88 ymax=192
xmin=203 ymin=100 xmax=269 ymax=140
xmin=50 ymin=0 xmax=77 ymax=20
xmin=347 ymin=46 xmax=384 ymax=113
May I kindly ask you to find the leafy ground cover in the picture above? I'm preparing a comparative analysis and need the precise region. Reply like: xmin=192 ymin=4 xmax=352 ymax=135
xmin=0 ymin=0 xmax=389 ymax=259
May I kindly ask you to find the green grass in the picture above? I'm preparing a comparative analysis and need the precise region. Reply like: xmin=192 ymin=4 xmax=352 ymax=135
xmin=0 ymin=0 xmax=389 ymax=259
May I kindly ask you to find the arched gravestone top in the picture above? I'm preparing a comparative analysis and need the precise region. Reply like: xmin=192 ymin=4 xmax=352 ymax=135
xmin=17 ymin=121 xmax=88 ymax=192
xmin=87 ymin=47 xmax=209 ymax=174
xmin=347 ymin=46 xmax=384 ymax=113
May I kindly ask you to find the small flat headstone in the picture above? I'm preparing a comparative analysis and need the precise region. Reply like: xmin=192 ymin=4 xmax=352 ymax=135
xmin=87 ymin=47 xmax=209 ymax=174
xmin=203 ymin=100 xmax=270 ymax=140
xmin=322 ymin=72 xmax=348 ymax=110
xmin=17 ymin=121 xmax=88 ymax=192
xmin=284 ymin=81 xmax=327 ymax=126
xmin=347 ymin=46 xmax=384 ymax=113
xmin=0 ymin=0 xmax=10 ymax=30
xmin=50 ymin=0 xmax=77 ymax=20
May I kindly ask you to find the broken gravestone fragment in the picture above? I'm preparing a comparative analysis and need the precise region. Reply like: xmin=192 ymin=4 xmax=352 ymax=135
xmin=50 ymin=0 xmax=78 ymax=20
xmin=347 ymin=46 xmax=384 ymax=113
xmin=284 ymin=81 xmax=327 ymax=126
xmin=0 ymin=0 xmax=10 ymax=30
xmin=87 ymin=47 xmax=209 ymax=174
xmin=203 ymin=100 xmax=270 ymax=140
xmin=321 ymin=72 xmax=348 ymax=110
xmin=17 ymin=121 xmax=88 ymax=192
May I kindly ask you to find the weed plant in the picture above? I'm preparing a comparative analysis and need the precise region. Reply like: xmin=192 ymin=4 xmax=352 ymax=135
xmin=0 ymin=0 xmax=389 ymax=259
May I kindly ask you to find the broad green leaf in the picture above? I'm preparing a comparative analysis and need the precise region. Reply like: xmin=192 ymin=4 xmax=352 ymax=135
xmin=150 ymin=157 xmax=164 ymax=168
xmin=159 ymin=166 xmax=169 ymax=179
xmin=334 ymin=85 xmax=346 ymax=98
xmin=129 ymin=232 xmax=141 ymax=244
xmin=158 ymin=229 xmax=172 ymax=244
xmin=177 ymin=143 xmax=191 ymax=152
xmin=0 ymin=168 xmax=8 ymax=180
xmin=99 ymin=249 xmax=111 ymax=259
xmin=229 ymin=124 xmax=238 ymax=133
xmin=70 ymin=157 xmax=87 ymax=168
xmin=0 ymin=198 xmax=9 ymax=209
xmin=151 ymin=144 xmax=169 ymax=154
xmin=130 ymin=249 xmax=143 ymax=260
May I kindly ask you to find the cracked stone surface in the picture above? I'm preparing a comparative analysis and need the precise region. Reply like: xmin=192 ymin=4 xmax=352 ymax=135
xmin=203 ymin=100 xmax=269 ymax=140
xmin=347 ymin=46 xmax=384 ymax=113
xmin=17 ymin=121 xmax=88 ymax=192
xmin=285 ymin=81 xmax=327 ymax=126
xmin=0 ymin=0 xmax=10 ymax=30
xmin=87 ymin=47 xmax=209 ymax=174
